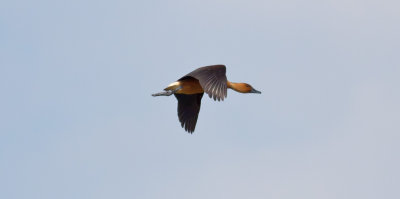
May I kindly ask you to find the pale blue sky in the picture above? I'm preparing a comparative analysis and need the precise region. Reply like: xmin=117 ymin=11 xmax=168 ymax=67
xmin=1 ymin=0 xmax=399 ymax=198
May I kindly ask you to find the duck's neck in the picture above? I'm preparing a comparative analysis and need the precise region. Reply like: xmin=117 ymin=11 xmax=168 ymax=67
xmin=227 ymin=81 xmax=248 ymax=93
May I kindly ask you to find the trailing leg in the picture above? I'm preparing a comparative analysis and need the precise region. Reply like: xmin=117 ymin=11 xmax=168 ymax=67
xmin=151 ymin=87 xmax=181 ymax=97
xmin=152 ymin=90 xmax=174 ymax=96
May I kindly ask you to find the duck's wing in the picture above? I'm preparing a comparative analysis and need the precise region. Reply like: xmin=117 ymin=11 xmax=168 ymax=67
xmin=174 ymin=93 xmax=204 ymax=133
xmin=179 ymin=65 xmax=227 ymax=101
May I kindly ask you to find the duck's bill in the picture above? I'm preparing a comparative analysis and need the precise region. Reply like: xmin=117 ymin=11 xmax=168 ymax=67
xmin=251 ymin=88 xmax=261 ymax=94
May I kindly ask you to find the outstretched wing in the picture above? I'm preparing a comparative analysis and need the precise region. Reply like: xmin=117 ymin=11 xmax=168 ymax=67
xmin=179 ymin=65 xmax=227 ymax=101
xmin=174 ymin=93 xmax=204 ymax=133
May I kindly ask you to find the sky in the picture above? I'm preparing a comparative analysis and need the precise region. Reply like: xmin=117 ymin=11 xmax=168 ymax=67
xmin=1 ymin=0 xmax=399 ymax=198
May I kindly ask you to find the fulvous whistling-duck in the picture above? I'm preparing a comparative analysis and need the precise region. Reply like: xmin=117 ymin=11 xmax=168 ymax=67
xmin=152 ymin=65 xmax=261 ymax=133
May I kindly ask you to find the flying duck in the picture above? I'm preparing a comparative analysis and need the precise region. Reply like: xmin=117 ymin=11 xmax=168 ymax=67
xmin=152 ymin=65 xmax=261 ymax=133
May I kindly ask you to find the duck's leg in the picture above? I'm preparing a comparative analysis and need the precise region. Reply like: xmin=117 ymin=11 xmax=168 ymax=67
xmin=152 ymin=87 xmax=181 ymax=97
xmin=151 ymin=90 xmax=174 ymax=96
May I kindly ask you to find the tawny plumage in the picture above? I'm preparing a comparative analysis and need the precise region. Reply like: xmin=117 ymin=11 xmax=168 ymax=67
xmin=152 ymin=65 xmax=261 ymax=133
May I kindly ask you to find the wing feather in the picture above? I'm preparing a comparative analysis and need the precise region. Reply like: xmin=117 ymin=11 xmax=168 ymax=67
xmin=178 ymin=65 xmax=228 ymax=101
xmin=174 ymin=93 xmax=203 ymax=133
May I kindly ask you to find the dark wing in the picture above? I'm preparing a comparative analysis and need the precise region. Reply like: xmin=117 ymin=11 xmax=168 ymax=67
xmin=174 ymin=93 xmax=204 ymax=133
xmin=179 ymin=65 xmax=227 ymax=101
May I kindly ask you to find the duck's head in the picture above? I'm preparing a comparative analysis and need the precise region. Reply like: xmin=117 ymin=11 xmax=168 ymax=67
xmin=245 ymin=83 xmax=261 ymax=94
xmin=234 ymin=83 xmax=261 ymax=94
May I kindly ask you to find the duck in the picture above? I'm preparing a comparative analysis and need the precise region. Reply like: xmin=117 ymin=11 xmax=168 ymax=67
xmin=152 ymin=64 xmax=261 ymax=133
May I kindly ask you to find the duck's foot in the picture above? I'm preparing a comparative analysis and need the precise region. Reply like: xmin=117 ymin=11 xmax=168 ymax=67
xmin=151 ymin=87 xmax=181 ymax=97
xmin=152 ymin=90 xmax=174 ymax=96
